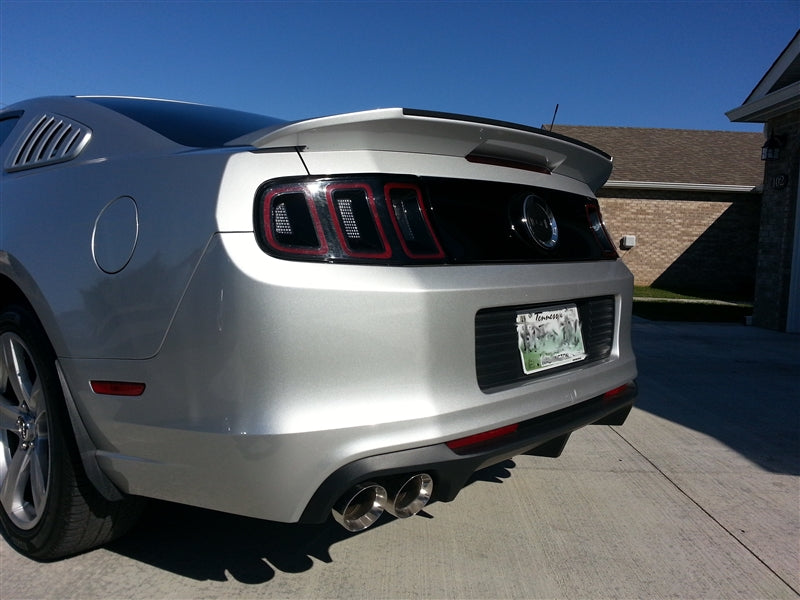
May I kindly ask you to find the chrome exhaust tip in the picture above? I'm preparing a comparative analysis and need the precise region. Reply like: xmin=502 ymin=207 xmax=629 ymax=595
xmin=332 ymin=483 xmax=388 ymax=532
xmin=385 ymin=473 xmax=433 ymax=519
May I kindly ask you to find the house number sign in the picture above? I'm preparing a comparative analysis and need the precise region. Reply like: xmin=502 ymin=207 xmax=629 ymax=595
xmin=771 ymin=174 xmax=788 ymax=190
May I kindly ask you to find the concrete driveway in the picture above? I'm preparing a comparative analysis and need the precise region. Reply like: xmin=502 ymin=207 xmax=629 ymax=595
xmin=1 ymin=318 xmax=798 ymax=599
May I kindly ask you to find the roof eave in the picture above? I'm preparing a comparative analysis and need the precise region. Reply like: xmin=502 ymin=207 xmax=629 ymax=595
xmin=726 ymin=81 xmax=800 ymax=123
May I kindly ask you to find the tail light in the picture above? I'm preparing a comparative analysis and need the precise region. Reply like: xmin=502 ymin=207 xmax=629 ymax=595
xmin=257 ymin=177 xmax=444 ymax=264
xmin=385 ymin=183 xmax=445 ymax=259
xmin=326 ymin=183 xmax=391 ymax=259
xmin=585 ymin=202 xmax=618 ymax=258
xmin=262 ymin=184 xmax=328 ymax=256
xmin=256 ymin=176 xmax=620 ymax=264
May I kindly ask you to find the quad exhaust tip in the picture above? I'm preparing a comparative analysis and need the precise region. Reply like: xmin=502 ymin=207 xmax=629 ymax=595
xmin=384 ymin=473 xmax=433 ymax=519
xmin=332 ymin=473 xmax=433 ymax=532
xmin=332 ymin=483 xmax=388 ymax=532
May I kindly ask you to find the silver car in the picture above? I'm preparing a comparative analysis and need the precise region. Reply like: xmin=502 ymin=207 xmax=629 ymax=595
xmin=0 ymin=96 xmax=637 ymax=559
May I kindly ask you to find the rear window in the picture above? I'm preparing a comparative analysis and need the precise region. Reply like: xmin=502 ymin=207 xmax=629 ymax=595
xmin=0 ymin=114 xmax=22 ymax=148
xmin=85 ymin=97 xmax=285 ymax=148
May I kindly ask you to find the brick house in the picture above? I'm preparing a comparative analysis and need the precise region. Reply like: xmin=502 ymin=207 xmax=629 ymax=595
xmin=550 ymin=124 xmax=763 ymax=300
xmin=727 ymin=30 xmax=800 ymax=333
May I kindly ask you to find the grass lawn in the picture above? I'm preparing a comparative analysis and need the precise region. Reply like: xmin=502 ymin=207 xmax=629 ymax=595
xmin=632 ymin=286 xmax=753 ymax=323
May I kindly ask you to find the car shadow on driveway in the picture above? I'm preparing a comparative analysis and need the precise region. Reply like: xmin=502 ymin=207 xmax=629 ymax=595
xmin=107 ymin=501 xmax=347 ymax=583
xmin=105 ymin=460 xmax=517 ymax=583
xmin=631 ymin=319 xmax=800 ymax=476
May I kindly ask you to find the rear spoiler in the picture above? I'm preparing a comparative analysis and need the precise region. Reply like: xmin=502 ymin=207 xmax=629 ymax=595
xmin=228 ymin=107 xmax=613 ymax=192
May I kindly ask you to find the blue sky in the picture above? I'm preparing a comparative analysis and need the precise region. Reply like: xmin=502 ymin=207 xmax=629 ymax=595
xmin=1 ymin=1 xmax=798 ymax=132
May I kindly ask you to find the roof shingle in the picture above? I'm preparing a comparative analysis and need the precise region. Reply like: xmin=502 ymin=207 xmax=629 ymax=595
xmin=549 ymin=125 xmax=764 ymax=187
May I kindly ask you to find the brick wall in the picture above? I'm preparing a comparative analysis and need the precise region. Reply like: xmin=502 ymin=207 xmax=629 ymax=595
xmin=753 ymin=108 xmax=800 ymax=330
xmin=598 ymin=188 xmax=761 ymax=299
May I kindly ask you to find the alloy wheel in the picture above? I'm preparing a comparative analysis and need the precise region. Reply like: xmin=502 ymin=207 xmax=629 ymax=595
xmin=0 ymin=331 xmax=50 ymax=530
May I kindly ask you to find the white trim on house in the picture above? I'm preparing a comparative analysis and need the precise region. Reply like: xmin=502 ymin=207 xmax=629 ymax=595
xmin=726 ymin=30 xmax=800 ymax=123
xmin=725 ymin=81 xmax=800 ymax=123
xmin=603 ymin=180 xmax=760 ymax=193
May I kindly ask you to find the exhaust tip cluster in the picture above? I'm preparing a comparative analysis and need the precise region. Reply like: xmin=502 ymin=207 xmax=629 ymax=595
xmin=332 ymin=473 xmax=433 ymax=532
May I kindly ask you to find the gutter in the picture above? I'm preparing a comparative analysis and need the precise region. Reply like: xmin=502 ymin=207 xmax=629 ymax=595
xmin=603 ymin=180 xmax=761 ymax=194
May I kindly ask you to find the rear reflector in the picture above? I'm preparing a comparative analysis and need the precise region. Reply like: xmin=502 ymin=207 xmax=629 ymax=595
xmin=603 ymin=382 xmax=635 ymax=401
xmin=90 ymin=381 xmax=146 ymax=396
xmin=446 ymin=423 xmax=519 ymax=452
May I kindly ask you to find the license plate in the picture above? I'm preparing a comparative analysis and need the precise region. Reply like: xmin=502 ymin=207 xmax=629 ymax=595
xmin=516 ymin=305 xmax=587 ymax=374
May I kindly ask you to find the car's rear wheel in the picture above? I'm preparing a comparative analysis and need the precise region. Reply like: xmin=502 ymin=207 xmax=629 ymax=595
xmin=0 ymin=305 xmax=142 ymax=560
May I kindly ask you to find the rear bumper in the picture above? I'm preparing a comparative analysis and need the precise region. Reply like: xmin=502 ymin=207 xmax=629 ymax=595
xmin=61 ymin=232 xmax=637 ymax=523
xmin=300 ymin=381 xmax=637 ymax=523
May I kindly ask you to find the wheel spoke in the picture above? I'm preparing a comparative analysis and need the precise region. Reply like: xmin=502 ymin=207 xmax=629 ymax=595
xmin=30 ymin=443 xmax=48 ymax=513
xmin=0 ymin=395 xmax=24 ymax=434
xmin=33 ymin=412 xmax=50 ymax=504
xmin=0 ymin=443 xmax=31 ymax=517
xmin=26 ymin=376 xmax=44 ymax=414
xmin=1 ymin=334 xmax=34 ymax=407
xmin=0 ymin=335 xmax=8 ymax=396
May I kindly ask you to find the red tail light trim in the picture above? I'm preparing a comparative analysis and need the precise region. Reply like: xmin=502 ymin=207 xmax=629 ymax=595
xmin=586 ymin=203 xmax=618 ymax=259
xmin=326 ymin=183 xmax=392 ymax=259
xmin=262 ymin=184 xmax=328 ymax=256
xmin=384 ymin=183 xmax=446 ymax=259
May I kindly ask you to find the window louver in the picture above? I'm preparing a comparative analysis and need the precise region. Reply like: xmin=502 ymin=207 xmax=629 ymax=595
xmin=6 ymin=114 xmax=91 ymax=172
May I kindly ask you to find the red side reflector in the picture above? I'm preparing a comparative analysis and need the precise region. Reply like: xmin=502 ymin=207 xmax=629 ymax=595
xmin=90 ymin=381 xmax=146 ymax=396
xmin=446 ymin=423 xmax=519 ymax=451
xmin=603 ymin=383 xmax=632 ymax=401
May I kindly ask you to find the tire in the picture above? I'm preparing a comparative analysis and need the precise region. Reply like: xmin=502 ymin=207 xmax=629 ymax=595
xmin=0 ymin=305 xmax=143 ymax=560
